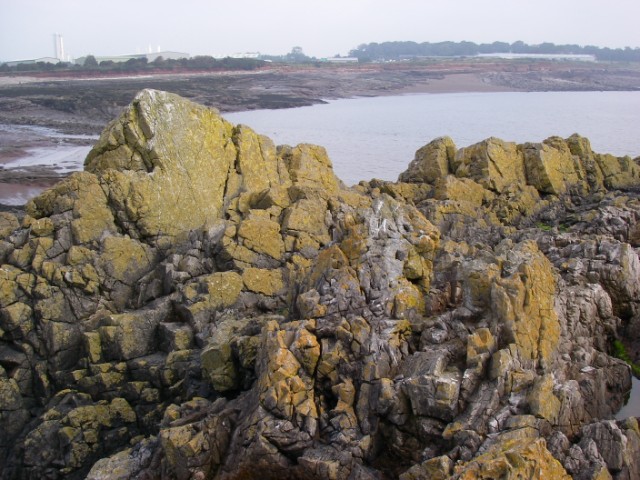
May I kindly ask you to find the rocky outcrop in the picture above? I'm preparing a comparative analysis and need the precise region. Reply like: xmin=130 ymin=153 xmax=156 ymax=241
xmin=1 ymin=89 xmax=640 ymax=479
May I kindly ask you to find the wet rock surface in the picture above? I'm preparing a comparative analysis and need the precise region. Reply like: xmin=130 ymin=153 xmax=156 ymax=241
xmin=1 ymin=89 xmax=640 ymax=479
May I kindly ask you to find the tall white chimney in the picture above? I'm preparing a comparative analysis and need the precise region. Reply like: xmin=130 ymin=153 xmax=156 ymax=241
xmin=53 ymin=33 xmax=65 ymax=61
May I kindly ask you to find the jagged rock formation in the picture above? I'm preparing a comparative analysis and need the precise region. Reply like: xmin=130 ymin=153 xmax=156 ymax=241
xmin=1 ymin=89 xmax=640 ymax=479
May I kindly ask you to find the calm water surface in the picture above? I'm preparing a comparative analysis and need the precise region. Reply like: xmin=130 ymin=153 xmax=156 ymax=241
xmin=0 ymin=124 xmax=96 ymax=205
xmin=225 ymin=91 xmax=640 ymax=186
xmin=617 ymin=377 xmax=640 ymax=420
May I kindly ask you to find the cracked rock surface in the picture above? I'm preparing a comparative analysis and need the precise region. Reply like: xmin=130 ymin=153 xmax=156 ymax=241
xmin=1 ymin=89 xmax=640 ymax=479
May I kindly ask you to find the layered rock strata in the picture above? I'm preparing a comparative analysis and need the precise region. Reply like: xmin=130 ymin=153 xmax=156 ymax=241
xmin=1 ymin=89 xmax=640 ymax=479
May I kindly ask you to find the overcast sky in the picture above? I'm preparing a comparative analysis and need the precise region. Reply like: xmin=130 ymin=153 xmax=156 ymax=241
xmin=1 ymin=0 xmax=639 ymax=61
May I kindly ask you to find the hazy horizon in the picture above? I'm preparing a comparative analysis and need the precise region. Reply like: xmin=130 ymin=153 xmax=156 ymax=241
xmin=1 ymin=0 xmax=639 ymax=62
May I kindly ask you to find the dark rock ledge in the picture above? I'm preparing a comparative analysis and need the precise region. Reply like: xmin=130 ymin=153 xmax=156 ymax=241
xmin=1 ymin=89 xmax=640 ymax=479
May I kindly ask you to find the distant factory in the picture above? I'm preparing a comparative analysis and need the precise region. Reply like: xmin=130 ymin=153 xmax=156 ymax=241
xmin=3 ymin=34 xmax=190 ymax=67
xmin=2 ymin=34 xmax=300 ymax=68
xmin=74 ymin=51 xmax=190 ymax=66
xmin=3 ymin=33 xmax=68 ymax=66
xmin=212 ymin=52 xmax=261 ymax=60
xmin=3 ymin=57 xmax=62 ymax=67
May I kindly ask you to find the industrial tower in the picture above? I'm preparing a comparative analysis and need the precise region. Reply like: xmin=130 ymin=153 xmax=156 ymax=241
xmin=53 ymin=33 xmax=65 ymax=61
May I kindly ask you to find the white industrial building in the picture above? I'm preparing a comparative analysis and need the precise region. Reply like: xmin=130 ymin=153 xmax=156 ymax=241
xmin=323 ymin=57 xmax=359 ymax=63
xmin=74 ymin=51 xmax=189 ymax=65
xmin=3 ymin=57 xmax=61 ymax=67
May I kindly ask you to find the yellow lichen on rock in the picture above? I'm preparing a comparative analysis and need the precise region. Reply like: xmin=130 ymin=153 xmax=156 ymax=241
xmin=434 ymin=176 xmax=488 ymax=206
xmin=399 ymin=136 xmax=456 ymax=184
xmin=201 ymin=272 xmax=243 ymax=310
xmin=281 ymin=144 xmax=341 ymax=195
xmin=283 ymin=198 xmax=331 ymax=246
xmin=0 ymin=212 xmax=19 ymax=238
xmin=452 ymin=437 xmax=571 ymax=480
xmin=26 ymin=172 xmax=116 ymax=245
xmin=257 ymin=322 xmax=318 ymax=432
xmin=237 ymin=215 xmax=284 ymax=260
xmin=242 ymin=267 xmax=284 ymax=296
xmin=596 ymin=153 xmax=640 ymax=190
xmin=232 ymin=125 xmax=291 ymax=194
xmin=491 ymin=241 xmax=560 ymax=367
xmin=527 ymin=374 xmax=561 ymax=423
xmin=393 ymin=278 xmax=426 ymax=319
xmin=85 ymin=90 xmax=238 ymax=242
xmin=453 ymin=138 xmax=526 ymax=193
xmin=289 ymin=324 xmax=321 ymax=374
xmin=466 ymin=327 xmax=496 ymax=367
xmin=98 ymin=236 xmax=155 ymax=285
xmin=522 ymin=137 xmax=585 ymax=195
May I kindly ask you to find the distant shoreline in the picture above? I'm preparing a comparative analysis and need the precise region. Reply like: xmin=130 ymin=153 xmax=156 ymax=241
xmin=0 ymin=70 xmax=515 ymax=93
xmin=1 ymin=61 xmax=639 ymax=129
xmin=1 ymin=61 xmax=639 ymax=206
xmin=388 ymin=72 xmax=517 ymax=95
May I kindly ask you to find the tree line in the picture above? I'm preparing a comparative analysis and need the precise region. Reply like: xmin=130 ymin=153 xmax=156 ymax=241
xmin=0 ymin=55 xmax=266 ymax=74
xmin=349 ymin=41 xmax=640 ymax=62
xmin=4 ymin=41 xmax=639 ymax=74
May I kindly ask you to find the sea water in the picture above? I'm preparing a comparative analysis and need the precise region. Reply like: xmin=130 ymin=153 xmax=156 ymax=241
xmin=617 ymin=376 xmax=640 ymax=420
xmin=225 ymin=91 xmax=640 ymax=186
xmin=0 ymin=124 xmax=96 ymax=205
